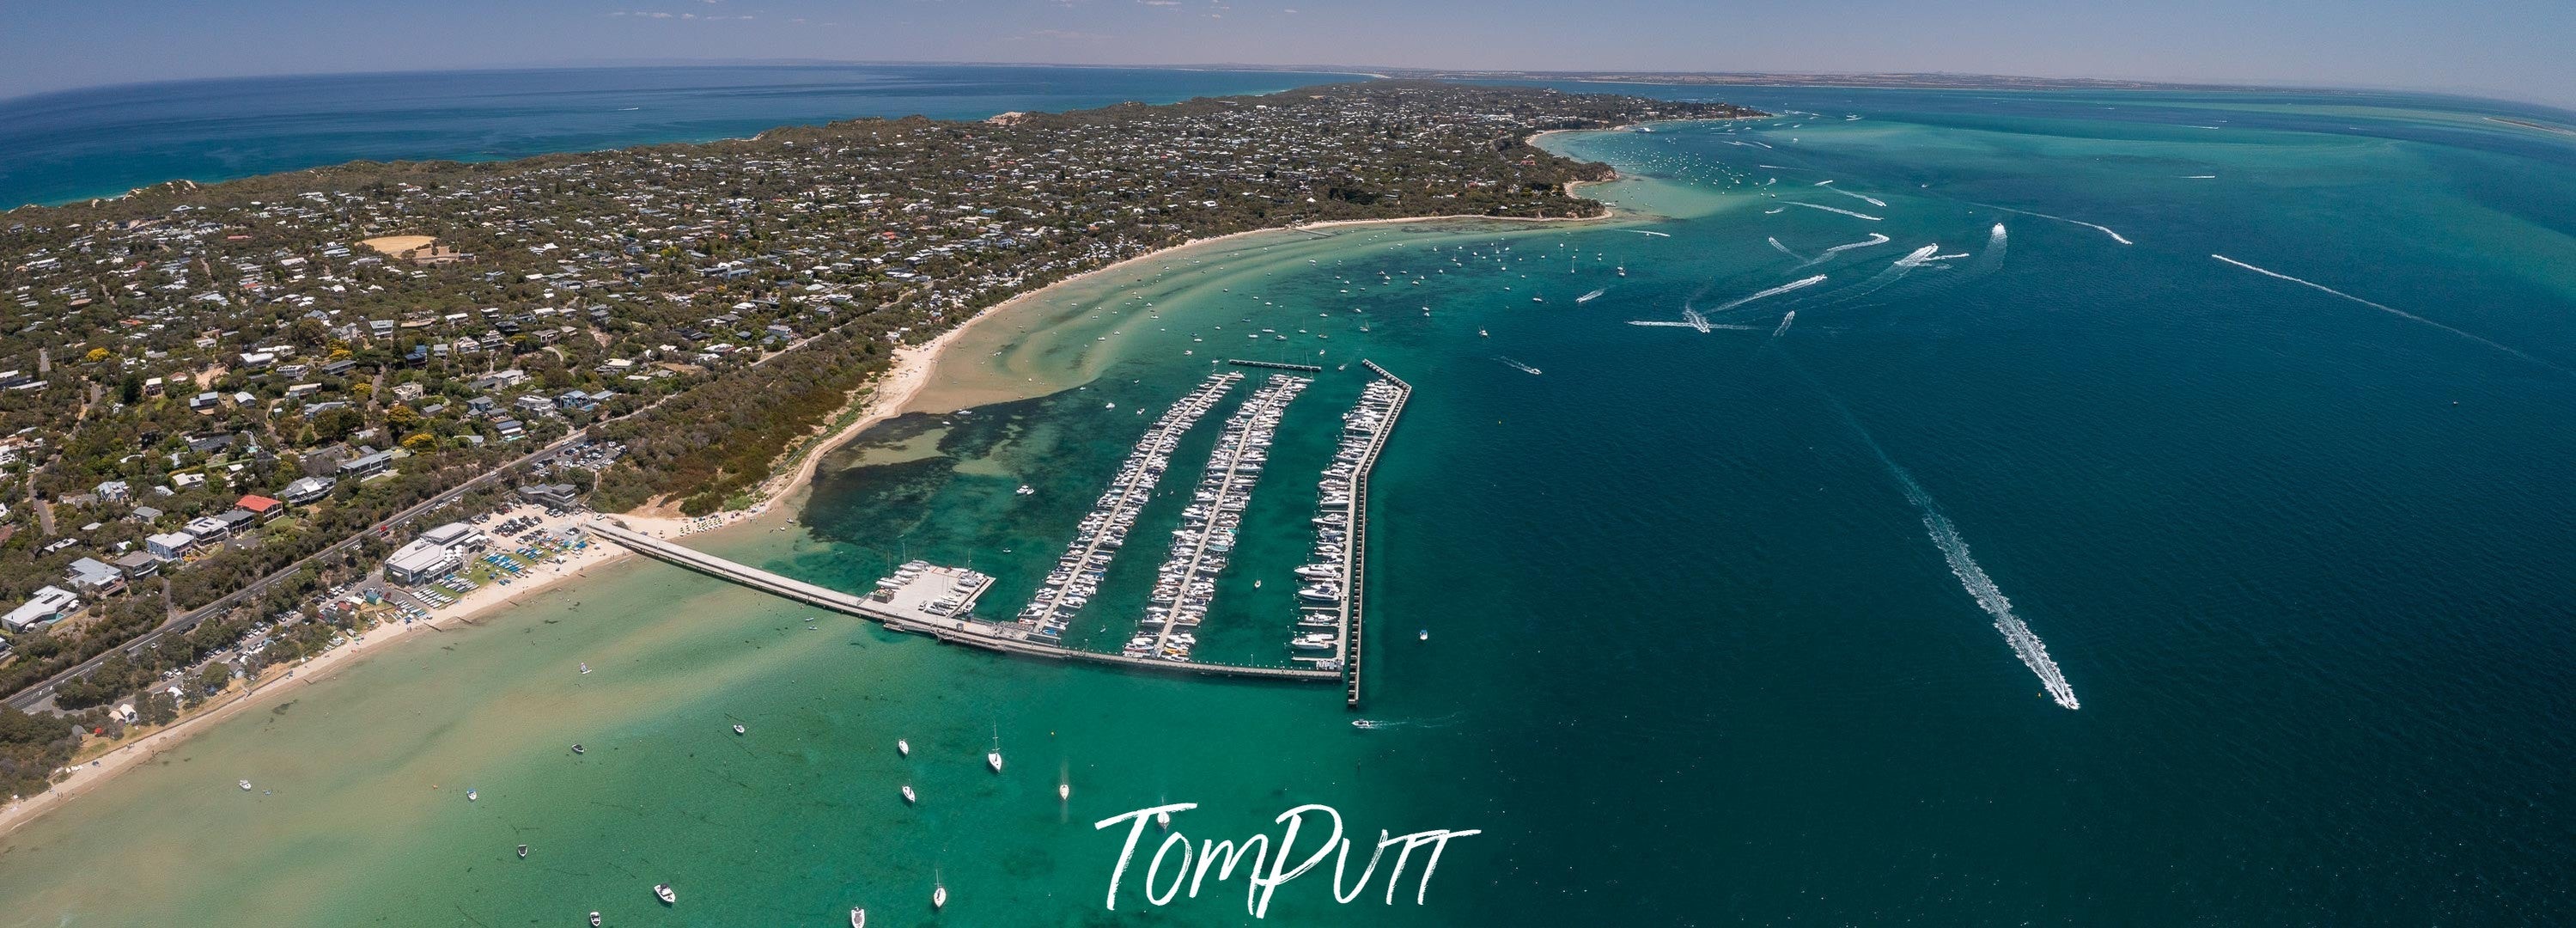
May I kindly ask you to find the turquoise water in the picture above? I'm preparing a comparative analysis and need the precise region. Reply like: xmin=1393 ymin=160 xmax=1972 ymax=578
xmin=8 ymin=84 xmax=2576 ymax=924
xmin=0 ymin=64 xmax=1364 ymax=206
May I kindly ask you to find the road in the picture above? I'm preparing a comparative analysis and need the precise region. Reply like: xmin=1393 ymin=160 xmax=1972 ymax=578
xmin=3 ymin=429 xmax=594 ymax=713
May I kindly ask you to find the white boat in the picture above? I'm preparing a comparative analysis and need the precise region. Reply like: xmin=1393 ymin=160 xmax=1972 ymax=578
xmin=850 ymin=907 xmax=866 ymax=928
xmin=1058 ymin=781 xmax=1070 ymax=801
xmin=578 ymin=662 xmax=590 ymax=675
xmin=239 ymin=779 xmax=253 ymax=791
xmin=901 ymin=785 xmax=917 ymax=804
xmin=897 ymin=739 xmax=910 ymax=756
xmin=732 ymin=723 xmax=746 ymax=736
xmin=518 ymin=844 xmax=528 ymax=858
xmin=1156 ymin=809 xmax=1172 ymax=830
xmin=654 ymin=884 xmax=676 ymax=905
xmin=933 ymin=884 xmax=947 ymax=910
xmin=589 ymin=913 xmax=601 ymax=927
xmin=987 ymin=726 xmax=1004 ymax=772
xmin=466 ymin=790 xmax=478 ymax=802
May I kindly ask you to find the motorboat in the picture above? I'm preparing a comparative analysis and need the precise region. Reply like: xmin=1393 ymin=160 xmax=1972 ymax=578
xmin=466 ymin=790 xmax=478 ymax=802
xmin=1058 ymin=781 xmax=1071 ymax=801
xmin=850 ymin=907 xmax=866 ymax=928
xmin=901 ymin=785 xmax=917 ymax=804
xmin=897 ymin=739 xmax=910 ymax=757
xmin=518 ymin=845 xmax=529 ymax=859
xmin=570 ymin=743 xmax=584 ymax=754
xmin=589 ymin=913 xmax=602 ymax=926
xmin=239 ymin=779 xmax=253 ymax=791
xmin=732 ymin=723 xmax=746 ymax=736
xmin=933 ymin=884 xmax=947 ymax=910
xmin=654 ymin=884 xmax=677 ymax=905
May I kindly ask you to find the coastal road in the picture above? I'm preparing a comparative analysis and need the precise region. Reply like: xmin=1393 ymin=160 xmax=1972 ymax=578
xmin=3 ymin=430 xmax=597 ymax=714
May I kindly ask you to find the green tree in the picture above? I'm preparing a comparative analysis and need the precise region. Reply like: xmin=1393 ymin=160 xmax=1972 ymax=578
xmin=195 ymin=663 xmax=231 ymax=697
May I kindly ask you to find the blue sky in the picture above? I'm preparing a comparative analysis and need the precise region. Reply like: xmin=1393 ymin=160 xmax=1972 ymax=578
xmin=7 ymin=0 xmax=2575 ymax=107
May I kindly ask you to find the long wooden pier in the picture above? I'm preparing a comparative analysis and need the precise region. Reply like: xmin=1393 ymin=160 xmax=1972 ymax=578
xmin=1343 ymin=360 xmax=1413 ymax=708
xmin=587 ymin=521 xmax=1336 ymax=682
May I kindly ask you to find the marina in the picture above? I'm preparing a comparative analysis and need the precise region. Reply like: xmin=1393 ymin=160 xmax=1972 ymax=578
xmin=1129 ymin=373 xmax=1311 ymax=661
xmin=584 ymin=360 xmax=1414 ymax=697
xmin=586 ymin=521 xmax=1334 ymax=681
xmin=1014 ymin=372 xmax=1241 ymax=641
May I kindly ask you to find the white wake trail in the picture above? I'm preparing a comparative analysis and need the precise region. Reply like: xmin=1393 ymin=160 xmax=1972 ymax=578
xmin=1806 ymin=246 xmax=1937 ymax=308
xmin=1708 ymin=274 xmax=1829 ymax=313
xmin=1781 ymin=357 xmax=2083 ymax=710
xmin=1817 ymin=233 xmax=1891 ymax=259
xmin=2211 ymin=254 xmax=2570 ymax=375
xmin=1781 ymin=201 xmax=1883 ymax=222
xmin=1888 ymin=461 xmax=2083 ymax=710
xmin=1969 ymin=202 xmax=2131 ymax=245
xmin=1769 ymin=236 xmax=1812 ymax=263
xmin=1827 ymin=186 xmax=1889 ymax=208
xmin=1960 ymin=223 xmax=2008 ymax=278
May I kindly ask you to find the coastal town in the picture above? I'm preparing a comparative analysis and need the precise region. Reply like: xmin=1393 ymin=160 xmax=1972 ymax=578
xmin=0 ymin=82 xmax=1757 ymax=804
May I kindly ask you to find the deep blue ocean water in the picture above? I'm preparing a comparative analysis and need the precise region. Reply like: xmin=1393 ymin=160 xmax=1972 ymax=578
xmin=0 ymin=64 xmax=1364 ymax=207
xmin=5 ymin=70 xmax=2576 ymax=925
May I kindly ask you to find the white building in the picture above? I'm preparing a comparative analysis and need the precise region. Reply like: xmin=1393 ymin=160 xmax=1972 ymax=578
xmin=146 ymin=531 xmax=198 ymax=559
xmin=384 ymin=539 xmax=464 ymax=585
xmin=3 ymin=586 xmax=81 ymax=632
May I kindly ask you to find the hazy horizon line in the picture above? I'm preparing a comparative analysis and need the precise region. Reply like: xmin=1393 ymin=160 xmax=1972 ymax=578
xmin=5 ymin=57 xmax=2573 ymax=120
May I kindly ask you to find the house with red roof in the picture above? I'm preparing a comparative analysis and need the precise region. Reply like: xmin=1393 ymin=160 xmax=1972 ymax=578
xmin=236 ymin=494 xmax=284 ymax=521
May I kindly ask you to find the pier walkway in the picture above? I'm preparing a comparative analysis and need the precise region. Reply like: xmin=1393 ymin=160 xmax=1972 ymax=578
xmin=1225 ymin=359 xmax=1325 ymax=372
xmin=588 ymin=520 xmax=1336 ymax=683
xmin=1342 ymin=361 xmax=1412 ymax=708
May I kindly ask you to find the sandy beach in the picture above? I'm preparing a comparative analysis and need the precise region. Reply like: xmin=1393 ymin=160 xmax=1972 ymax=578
xmin=0 ymin=195 xmax=1629 ymax=838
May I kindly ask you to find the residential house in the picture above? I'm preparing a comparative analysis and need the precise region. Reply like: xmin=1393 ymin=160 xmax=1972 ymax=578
xmin=145 ymin=531 xmax=198 ymax=559
xmin=280 ymin=476 xmax=333 ymax=504
xmin=3 ymin=586 xmax=80 ymax=632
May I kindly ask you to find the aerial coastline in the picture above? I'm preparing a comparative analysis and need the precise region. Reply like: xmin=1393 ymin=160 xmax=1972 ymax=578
xmin=0 ymin=110 xmax=1682 ymax=838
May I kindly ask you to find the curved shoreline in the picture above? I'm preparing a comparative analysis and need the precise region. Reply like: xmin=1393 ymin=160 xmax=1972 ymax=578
xmin=0 ymin=125 xmax=1661 ymax=838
